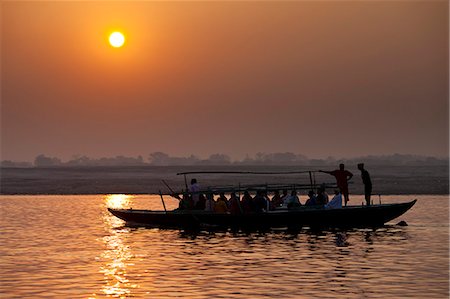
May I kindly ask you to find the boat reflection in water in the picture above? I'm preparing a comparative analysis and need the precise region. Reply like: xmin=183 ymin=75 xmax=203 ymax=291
xmin=91 ymin=195 xmax=445 ymax=298
xmin=0 ymin=195 xmax=445 ymax=298
xmin=99 ymin=195 xmax=137 ymax=298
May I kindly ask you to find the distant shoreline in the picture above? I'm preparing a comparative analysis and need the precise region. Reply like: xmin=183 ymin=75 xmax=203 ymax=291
xmin=1 ymin=164 xmax=448 ymax=195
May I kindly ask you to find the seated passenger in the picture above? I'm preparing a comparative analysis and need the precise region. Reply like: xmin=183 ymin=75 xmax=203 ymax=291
xmin=179 ymin=193 xmax=193 ymax=210
xmin=218 ymin=192 xmax=229 ymax=208
xmin=325 ymin=190 xmax=343 ymax=209
xmin=214 ymin=194 xmax=228 ymax=213
xmin=270 ymin=190 xmax=284 ymax=210
xmin=305 ymin=190 xmax=318 ymax=206
xmin=263 ymin=191 xmax=271 ymax=211
xmin=316 ymin=186 xmax=329 ymax=206
xmin=280 ymin=189 xmax=289 ymax=202
xmin=241 ymin=191 xmax=254 ymax=214
xmin=283 ymin=190 xmax=301 ymax=208
xmin=254 ymin=190 xmax=268 ymax=212
xmin=195 ymin=193 xmax=206 ymax=210
xmin=204 ymin=192 xmax=215 ymax=212
xmin=229 ymin=192 xmax=241 ymax=214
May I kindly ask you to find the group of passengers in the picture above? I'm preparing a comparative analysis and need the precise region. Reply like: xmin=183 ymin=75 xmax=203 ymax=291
xmin=176 ymin=179 xmax=343 ymax=213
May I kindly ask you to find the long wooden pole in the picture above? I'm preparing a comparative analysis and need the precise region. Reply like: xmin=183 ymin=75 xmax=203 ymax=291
xmin=183 ymin=174 xmax=188 ymax=191
xmin=162 ymin=179 xmax=176 ymax=194
xmin=162 ymin=180 xmax=181 ymax=200
xmin=159 ymin=190 xmax=167 ymax=213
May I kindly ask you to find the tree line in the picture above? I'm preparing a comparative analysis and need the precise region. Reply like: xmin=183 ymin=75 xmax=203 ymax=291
xmin=0 ymin=152 xmax=447 ymax=168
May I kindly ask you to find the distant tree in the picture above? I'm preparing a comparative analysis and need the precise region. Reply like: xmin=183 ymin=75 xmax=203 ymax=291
xmin=207 ymin=153 xmax=231 ymax=165
xmin=255 ymin=152 xmax=265 ymax=162
xmin=66 ymin=155 xmax=91 ymax=166
xmin=1 ymin=160 xmax=15 ymax=167
xmin=267 ymin=152 xmax=297 ymax=164
xmin=148 ymin=152 xmax=170 ymax=165
xmin=34 ymin=154 xmax=62 ymax=167
xmin=0 ymin=160 xmax=33 ymax=168
xmin=296 ymin=154 xmax=309 ymax=164
xmin=240 ymin=154 xmax=255 ymax=165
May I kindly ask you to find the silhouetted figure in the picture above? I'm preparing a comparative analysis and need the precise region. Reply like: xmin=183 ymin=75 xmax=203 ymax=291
xmin=280 ymin=189 xmax=289 ymax=203
xmin=229 ymin=193 xmax=241 ymax=214
xmin=316 ymin=186 xmax=329 ymax=206
xmin=325 ymin=189 xmax=343 ymax=209
xmin=305 ymin=190 xmax=317 ymax=206
xmin=205 ymin=192 xmax=215 ymax=212
xmin=241 ymin=191 xmax=254 ymax=214
xmin=189 ymin=178 xmax=201 ymax=206
xmin=179 ymin=193 xmax=193 ymax=210
xmin=214 ymin=194 xmax=228 ymax=213
xmin=263 ymin=191 xmax=271 ymax=211
xmin=218 ymin=192 xmax=229 ymax=208
xmin=358 ymin=163 xmax=372 ymax=206
xmin=270 ymin=190 xmax=284 ymax=210
xmin=195 ymin=193 xmax=206 ymax=210
xmin=282 ymin=190 xmax=301 ymax=208
xmin=320 ymin=164 xmax=353 ymax=206
xmin=254 ymin=190 xmax=268 ymax=212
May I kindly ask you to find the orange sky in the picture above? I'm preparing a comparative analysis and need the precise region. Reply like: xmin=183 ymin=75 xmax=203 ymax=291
xmin=1 ymin=1 xmax=448 ymax=161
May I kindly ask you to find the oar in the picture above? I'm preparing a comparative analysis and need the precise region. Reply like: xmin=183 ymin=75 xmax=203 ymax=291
xmin=159 ymin=190 xmax=167 ymax=213
xmin=162 ymin=180 xmax=181 ymax=200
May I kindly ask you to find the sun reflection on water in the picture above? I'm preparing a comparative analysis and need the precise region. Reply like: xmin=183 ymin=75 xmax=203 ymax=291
xmin=99 ymin=232 xmax=137 ymax=298
xmin=98 ymin=194 xmax=138 ymax=298
xmin=105 ymin=194 xmax=133 ymax=209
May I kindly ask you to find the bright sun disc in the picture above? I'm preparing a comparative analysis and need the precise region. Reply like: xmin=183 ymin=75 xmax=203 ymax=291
xmin=109 ymin=32 xmax=125 ymax=48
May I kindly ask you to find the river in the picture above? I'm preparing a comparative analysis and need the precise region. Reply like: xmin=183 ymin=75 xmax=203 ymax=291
xmin=0 ymin=195 xmax=448 ymax=298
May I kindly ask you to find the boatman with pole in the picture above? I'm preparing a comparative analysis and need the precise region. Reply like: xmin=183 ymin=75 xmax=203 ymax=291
xmin=319 ymin=164 xmax=353 ymax=206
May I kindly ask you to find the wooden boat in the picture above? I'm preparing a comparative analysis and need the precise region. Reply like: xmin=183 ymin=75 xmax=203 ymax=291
xmin=108 ymin=200 xmax=417 ymax=229
xmin=107 ymin=170 xmax=416 ymax=229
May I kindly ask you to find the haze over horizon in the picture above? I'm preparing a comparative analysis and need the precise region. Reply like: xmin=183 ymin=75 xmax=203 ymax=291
xmin=1 ymin=1 xmax=448 ymax=162
xmin=1 ymin=151 xmax=449 ymax=165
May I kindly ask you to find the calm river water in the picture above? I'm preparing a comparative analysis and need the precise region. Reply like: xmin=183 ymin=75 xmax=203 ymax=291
xmin=0 ymin=195 xmax=448 ymax=298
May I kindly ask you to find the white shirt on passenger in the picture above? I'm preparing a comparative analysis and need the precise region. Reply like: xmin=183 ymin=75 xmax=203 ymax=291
xmin=189 ymin=183 xmax=200 ymax=205
xmin=325 ymin=193 xmax=342 ymax=209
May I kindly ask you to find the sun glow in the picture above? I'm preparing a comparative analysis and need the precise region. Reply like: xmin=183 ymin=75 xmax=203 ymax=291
xmin=105 ymin=194 xmax=132 ymax=209
xmin=109 ymin=32 xmax=125 ymax=48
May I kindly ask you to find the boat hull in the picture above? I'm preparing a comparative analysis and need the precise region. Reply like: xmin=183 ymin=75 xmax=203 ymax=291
xmin=108 ymin=200 xmax=416 ymax=229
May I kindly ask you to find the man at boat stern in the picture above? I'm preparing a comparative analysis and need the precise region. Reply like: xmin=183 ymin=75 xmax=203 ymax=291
xmin=358 ymin=163 xmax=372 ymax=206
xmin=319 ymin=164 xmax=353 ymax=206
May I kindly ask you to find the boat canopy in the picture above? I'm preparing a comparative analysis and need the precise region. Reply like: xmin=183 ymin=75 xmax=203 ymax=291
xmin=177 ymin=170 xmax=316 ymax=175
xmin=167 ymin=170 xmax=338 ymax=195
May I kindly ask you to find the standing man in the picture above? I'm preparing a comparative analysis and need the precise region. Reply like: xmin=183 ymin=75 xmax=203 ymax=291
xmin=320 ymin=164 xmax=353 ymax=206
xmin=189 ymin=178 xmax=200 ymax=207
xmin=358 ymin=163 xmax=372 ymax=206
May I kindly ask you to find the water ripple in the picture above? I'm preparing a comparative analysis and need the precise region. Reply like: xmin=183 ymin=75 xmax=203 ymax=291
xmin=0 ymin=195 xmax=448 ymax=298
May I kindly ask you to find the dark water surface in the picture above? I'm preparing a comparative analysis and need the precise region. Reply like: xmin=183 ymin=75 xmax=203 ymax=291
xmin=1 ymin=195 xmax=448 ymax=298
xmin=1 ymin=164 xmax=448 ymax=194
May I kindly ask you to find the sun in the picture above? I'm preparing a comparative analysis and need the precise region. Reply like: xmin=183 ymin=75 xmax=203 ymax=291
xmin=109 ymin=32 xmax=125 ymax=48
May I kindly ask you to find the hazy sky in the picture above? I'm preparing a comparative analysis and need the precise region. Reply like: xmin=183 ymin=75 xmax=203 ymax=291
xmin=1 ymin=1 xmax=448 ymax=161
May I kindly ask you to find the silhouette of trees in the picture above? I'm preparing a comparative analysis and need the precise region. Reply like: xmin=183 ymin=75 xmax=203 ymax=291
xmin=0 ymin=160 xmax=32 ymax=167
xmin=34 ymin=154 xmax=62 ymax=167
xmin=0 ymin=152 xmax=446 ymax=168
